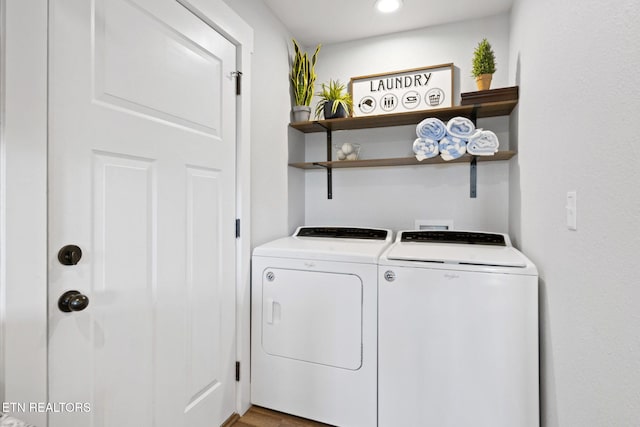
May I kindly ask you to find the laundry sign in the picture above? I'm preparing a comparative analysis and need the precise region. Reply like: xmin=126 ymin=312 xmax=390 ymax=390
xmin=349 ymin=63 xmax=453 ymax=117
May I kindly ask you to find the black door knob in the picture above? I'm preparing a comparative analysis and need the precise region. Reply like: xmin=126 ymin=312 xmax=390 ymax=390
xmin=58 ymin=290 xmax=90 ymax=313
xmin=58 ymin=245 xmax=82 ymax=265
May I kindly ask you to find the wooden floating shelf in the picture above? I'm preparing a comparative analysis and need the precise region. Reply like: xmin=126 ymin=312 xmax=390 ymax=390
xmin=290 ymin=99 xmax=518 ymax=134
xmin=289 ymin=87 xmax=519 ymax=199
xmin=289 ymin=151 xmax=516 ymax=170
xmin=461 ymin=86 xmax=519 ymax=105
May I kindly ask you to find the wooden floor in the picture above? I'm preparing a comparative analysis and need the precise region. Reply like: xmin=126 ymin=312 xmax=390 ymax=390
xmin=231 ymin=406 xmax=333 ymax=427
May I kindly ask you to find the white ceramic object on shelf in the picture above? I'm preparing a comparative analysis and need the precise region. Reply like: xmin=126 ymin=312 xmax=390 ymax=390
xmin=335 ymin=143 xmax=361 ymax=161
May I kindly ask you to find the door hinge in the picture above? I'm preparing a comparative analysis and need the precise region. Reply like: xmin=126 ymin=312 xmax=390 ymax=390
xmin=235 ymin=361 xmax=240 ymax=381
xmin=231 ymin=71 xmax=242 ymax=95
xmin=235 ymin=218 xmax=241 ymax=238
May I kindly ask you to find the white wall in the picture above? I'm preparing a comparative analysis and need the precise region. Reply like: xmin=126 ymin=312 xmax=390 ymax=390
xmin=312 ymin=13 xmax=511 ymax=107
xmin=508 ymin=0 xmax=640 ymax=425
xmin=302 ymin=13 xmax=513 ymax=232
xmin=288 ymin=127 xmax=306 ymax=230
xmin=223 ymin=0 xmax=303 ymax=246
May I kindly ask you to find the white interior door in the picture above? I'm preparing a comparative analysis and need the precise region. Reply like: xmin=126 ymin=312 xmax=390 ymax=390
xmin=48 ymin=0 xmax=237 ymax=425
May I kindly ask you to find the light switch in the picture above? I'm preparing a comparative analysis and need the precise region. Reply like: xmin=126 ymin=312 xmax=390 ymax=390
xmin=566 ymin=191 xmax=577 ymax=230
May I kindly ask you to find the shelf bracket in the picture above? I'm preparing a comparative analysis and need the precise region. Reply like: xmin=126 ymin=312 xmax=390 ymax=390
xmin=325 ymin=128 xmax=333 ymax=199
xmin=309 ymin=122 xmax=334 ymax=199
xmin=470 ymin=107 xmax=478 ymax=125
xmin=469 ymin=109 xmax=478 ymax=198
xmin=470 ymin=156 xmax=477 ymax=198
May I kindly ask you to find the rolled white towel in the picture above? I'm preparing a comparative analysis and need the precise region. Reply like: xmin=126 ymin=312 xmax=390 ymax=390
xmin=446 ymin=116 xmax=476 ymax=139
xmin=467 ymin=130 xmax=499 ymax=155
xmin=416 ymin=117 xmax=447 ymax=141
xmin=412 ymin=138 xmax=439 ymax=161
xmin=439 ymin=136 xmax=467 ymax=161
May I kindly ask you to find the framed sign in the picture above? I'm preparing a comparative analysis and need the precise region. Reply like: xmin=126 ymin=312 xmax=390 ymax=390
xmin=349 ymin=63 xmax=453 ymax=117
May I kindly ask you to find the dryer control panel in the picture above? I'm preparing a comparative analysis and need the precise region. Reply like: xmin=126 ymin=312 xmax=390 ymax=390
xmin=296 ymin=227 xmax=389 ymax=240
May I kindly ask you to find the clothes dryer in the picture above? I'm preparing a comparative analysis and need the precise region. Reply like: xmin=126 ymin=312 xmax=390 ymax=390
xmin=251 ymin=226 xmax=393 ymax=427
xmin=378 ymin=230 xmax=539 ymax=427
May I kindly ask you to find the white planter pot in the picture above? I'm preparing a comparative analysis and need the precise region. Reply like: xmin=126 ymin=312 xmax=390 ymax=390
xmin=292 ymin=105 xmax=311 ymax=122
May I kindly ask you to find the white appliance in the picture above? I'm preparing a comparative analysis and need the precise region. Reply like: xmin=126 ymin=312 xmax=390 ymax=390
xmin=251 ymin=226 xmax=393 ymax=427
xmin=378 ymin=230 xmax=539 ymax=427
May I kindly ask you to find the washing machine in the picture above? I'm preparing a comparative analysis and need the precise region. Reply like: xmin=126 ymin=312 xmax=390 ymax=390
xmin=378 ymin=230 xmax=539 ymax=427
xmin=251 ymin=226 xmax=393 ymax=427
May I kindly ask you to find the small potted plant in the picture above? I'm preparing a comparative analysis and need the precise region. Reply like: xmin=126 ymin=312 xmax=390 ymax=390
xmin=290 ymin=39 xmax=320 ymax=122
xmin=315 ymin=79 xmax=353 ymax=119
xmin=472 ymin=38 xmax=496 ymax=91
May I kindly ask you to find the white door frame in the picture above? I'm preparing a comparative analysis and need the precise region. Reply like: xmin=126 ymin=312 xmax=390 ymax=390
xmin=0 ymin=1 xmax=253 ymax=425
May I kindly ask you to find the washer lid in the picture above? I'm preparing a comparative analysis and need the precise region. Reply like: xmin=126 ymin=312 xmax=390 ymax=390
xmin=386 ymin=231 xmax=527 ymax=268
xmin=386 ymin=242 xmax=527 ymax=267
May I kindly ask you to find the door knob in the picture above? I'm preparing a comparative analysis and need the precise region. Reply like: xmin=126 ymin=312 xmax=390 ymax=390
xmin=58 ymin=244 xmax=82 ymax=265
xmin=58 ymin=290 xmax=90 ymax=313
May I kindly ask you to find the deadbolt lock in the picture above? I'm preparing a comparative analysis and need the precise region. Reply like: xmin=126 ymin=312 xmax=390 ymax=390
xmin=58 ymin=244 xmax=82 ymax=265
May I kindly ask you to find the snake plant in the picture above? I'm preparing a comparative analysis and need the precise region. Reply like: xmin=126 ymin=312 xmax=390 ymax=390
xmin=290 ymin=39 xmax=321 ymax=107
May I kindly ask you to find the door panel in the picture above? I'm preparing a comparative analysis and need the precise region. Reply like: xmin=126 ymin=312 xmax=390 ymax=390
xmin=94 ymin=0 xmax=224 ymax=134
xmin=185 ymin=167 xmax=224 ymax=403
xmin=93 ymin=152 xmax=156 ymax=426
xmin=48 ymin=0 xmax=237 ymax=425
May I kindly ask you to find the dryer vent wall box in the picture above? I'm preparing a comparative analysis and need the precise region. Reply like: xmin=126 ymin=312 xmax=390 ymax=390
xmin=414 ymin=219 xmax=454 ymax=231
xmin=251 ymin=226 xmax=393 ymax=427
xmin=378 ymin=230 xmax=539 ymax=427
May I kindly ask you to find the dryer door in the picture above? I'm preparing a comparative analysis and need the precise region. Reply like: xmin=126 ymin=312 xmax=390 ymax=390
xmin=261 ymin=268 xmax=363 ymax=370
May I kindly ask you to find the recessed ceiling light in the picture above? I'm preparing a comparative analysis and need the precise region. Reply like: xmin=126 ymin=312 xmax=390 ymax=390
xmin=375 ymin=0 xmax=403 ymax=13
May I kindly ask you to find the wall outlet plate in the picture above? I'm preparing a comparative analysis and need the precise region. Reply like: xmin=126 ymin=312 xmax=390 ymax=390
xmin=566 ymin=191 xmax=577 ymax=230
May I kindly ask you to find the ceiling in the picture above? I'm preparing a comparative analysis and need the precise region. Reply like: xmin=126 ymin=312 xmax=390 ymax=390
xmin=262 ymin=0 xmax=514 ymax=47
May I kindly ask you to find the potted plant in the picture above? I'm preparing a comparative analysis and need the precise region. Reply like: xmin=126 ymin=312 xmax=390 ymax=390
xmin=471 ymin=38 xmax=496 ymax=91
xmin=315 ymin=79 xmax=353 ymax=119
xmin=290 ymin=39 xmax=320 ymax=122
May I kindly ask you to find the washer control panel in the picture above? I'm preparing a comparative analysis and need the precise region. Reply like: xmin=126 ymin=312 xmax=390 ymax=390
xmin=401 ymin=231 xmax=506 ymax=246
